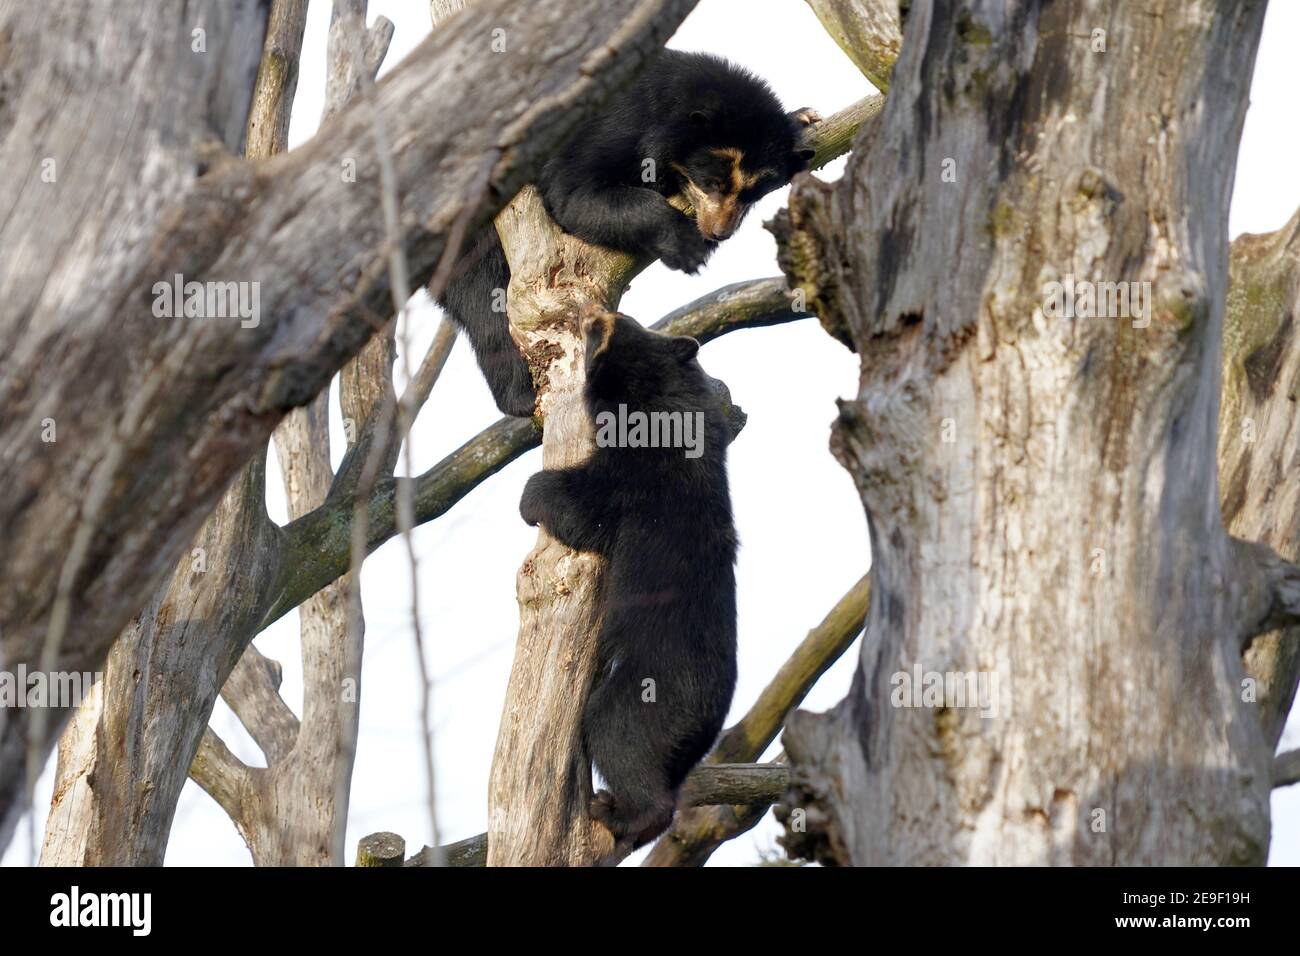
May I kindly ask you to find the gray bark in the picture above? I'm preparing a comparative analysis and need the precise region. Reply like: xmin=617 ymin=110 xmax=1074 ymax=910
xmin=1 ymin=0 xmax=705 ymax=854
xmin=776 ymin=0 xmax=1297 ymax=865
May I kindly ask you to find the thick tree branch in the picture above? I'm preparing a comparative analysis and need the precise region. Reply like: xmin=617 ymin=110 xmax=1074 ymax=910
xmin=804 ymin=0 xmax=901 ymax=92
xmin=1276 ymin=749 xmax=1300 ymax=789
xmin=190 ymin=730 xmax=255 ymax=825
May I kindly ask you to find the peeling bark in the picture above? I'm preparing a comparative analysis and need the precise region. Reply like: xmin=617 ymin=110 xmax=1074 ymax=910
xmin=777 ymin=0 xmax=1275 ymax=865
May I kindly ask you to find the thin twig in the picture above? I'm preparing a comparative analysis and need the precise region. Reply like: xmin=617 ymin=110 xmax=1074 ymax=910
xmin=353 ymin=17 xmax=442 ymax=864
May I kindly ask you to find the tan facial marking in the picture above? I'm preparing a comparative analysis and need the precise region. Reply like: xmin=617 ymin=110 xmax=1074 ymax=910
xmin=672 ymin=149 xmax=759 ymax=241
xmin=709 ymin=147 xmax=764 ymax=192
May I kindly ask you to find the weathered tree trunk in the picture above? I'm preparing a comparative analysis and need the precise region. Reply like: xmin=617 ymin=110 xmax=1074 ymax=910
xmin=0 ymin=0 xmax=705 ymax=853
xmin=777 ymin=0 xmax=1291 ymax=865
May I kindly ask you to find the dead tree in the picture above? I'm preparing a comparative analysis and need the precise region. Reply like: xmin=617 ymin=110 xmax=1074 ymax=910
xmin=775 ymin=0 xmax=1300 ymax=865
xmin=0 ymin=0 xmax=703 ymax=855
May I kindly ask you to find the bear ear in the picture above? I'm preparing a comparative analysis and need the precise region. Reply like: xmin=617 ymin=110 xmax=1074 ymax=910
xmin=689 ymin=109 xmax=711 ymax=126
xmin=582 ymin=310 xmax=619 ymax=374
xmin=671 ymin=336 xmax=700 ymax=362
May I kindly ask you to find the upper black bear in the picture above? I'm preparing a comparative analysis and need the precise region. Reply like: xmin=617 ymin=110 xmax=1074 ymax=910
xmin=439 ymin=49 xmax=817 ymax=417
xmin=519 ymin=311 xmax=738 ymax=859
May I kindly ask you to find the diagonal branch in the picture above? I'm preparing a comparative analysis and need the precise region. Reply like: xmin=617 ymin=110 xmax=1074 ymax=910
xmin=220 ymin=646 xmax=301 ymax=766
xmin=805 ymin=95 xmax=884 ymax=170
xmin=190 ymin=730 xmax=256 ymax=825
xmin=803 ymin=0 xmax=902 ymax=92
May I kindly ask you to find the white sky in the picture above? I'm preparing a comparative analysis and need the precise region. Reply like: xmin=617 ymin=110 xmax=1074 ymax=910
xmin=6 ymin=0 xmax=1299 ymax=867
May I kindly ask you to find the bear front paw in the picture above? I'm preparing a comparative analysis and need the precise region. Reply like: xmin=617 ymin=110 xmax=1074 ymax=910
xmin=656 ymin=227 xmax=717 ymax=275
xmin=519 ymin=473 xmax=549 ymax=527
xmin=499 ymin=387 xmax=537 ymax=419
xmin=790 ymin=106 xmax=823 ymax=127
xmin=589 ymin=789 xmax=620 ymax=835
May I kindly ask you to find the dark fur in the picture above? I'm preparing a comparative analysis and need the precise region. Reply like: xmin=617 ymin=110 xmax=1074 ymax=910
xmin=519 ymin=313 xmax=738 ymax=858
xmin=438 ymin=50 xmax=814 ymax=417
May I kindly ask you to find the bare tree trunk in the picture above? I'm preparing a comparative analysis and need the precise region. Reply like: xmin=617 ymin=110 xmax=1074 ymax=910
xmin=2 ymin=0 xmax=705 ymax=855
xmin=40 ymin=461 xmax=282 ymax=865
xmin=776 ymin=0 xmax=1293 ymax=865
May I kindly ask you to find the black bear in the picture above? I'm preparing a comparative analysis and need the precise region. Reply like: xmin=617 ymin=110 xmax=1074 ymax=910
xmin=519 ymin=311 xmax=738 ymax=859
xmin=439 ymin=49 xmax=817 ymax=417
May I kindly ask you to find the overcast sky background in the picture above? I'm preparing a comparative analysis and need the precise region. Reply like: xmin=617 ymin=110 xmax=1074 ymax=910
xmin=7 ymin=0 xmax=1299 ymax=867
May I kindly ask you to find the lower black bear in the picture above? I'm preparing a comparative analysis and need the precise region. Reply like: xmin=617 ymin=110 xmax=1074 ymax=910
xmin=519 ymin=311 xmax=738 ymax=858
xmin=439 ymin=49 xmax=816 ymax=417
